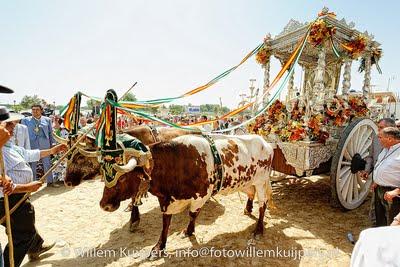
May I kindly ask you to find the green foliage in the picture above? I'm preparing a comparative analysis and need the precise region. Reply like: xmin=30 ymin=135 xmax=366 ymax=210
xmin=20 ymin=95 xmax=45 ymax=109
xmin=168 ymin=105 xmax=185 ymax=115
xmin=139 ymin=106 xmax=159 ymax=115
xmin=221 ymin=106 xmax=230 ymax=113
xmin=120 ymin=92 xmax=137 ymax=102
xmin=86 ymin=99 xmax=100 ymax=109
xmin=200 ymin=104 xmax=230 ymax=114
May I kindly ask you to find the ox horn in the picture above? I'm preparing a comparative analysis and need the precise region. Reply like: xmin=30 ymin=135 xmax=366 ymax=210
xmin=53 ymin=132 xmax=68 ymax=145
xmin=76 ymin=142 xmax=88 ymax=148
xmin=77 ymin=147 xmax=100 ymax=158
xmin=113 ymin=158 xmax=137 ymax=173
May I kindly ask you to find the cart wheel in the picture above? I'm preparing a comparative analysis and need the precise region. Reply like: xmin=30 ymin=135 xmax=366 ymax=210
xmin=330 ymin=118 xmax=377 ymax=210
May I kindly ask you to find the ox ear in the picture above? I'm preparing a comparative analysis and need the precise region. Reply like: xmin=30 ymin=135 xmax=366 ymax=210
xmin=53 ymin=132 xmax=68 ymax=145
xmin=113 ymin=158 xmax=137 ymax=173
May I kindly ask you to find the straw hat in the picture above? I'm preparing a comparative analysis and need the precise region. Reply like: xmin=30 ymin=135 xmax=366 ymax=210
xmin=0 ymin=106 xmax=24 ymax=122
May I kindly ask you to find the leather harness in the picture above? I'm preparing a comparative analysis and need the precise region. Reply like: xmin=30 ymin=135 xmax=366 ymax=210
xmin=202 ymin=134 xmax=224 ymax=194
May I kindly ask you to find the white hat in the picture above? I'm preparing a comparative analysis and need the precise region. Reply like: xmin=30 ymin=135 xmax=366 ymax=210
xmin=3 ymin=112 xmax=24 ymax=122
xmin=0 ymin=107 xmax=23 ymax=122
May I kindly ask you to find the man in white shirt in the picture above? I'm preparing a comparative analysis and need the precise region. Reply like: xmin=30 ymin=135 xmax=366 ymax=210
xmin=0 ymin=111 xmax=67 ymax=266
xmin=373 ymin=127 xmax=400 ymax=226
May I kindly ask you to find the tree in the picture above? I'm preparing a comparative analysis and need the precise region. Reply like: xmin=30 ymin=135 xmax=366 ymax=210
xmin=221 ymin=106 xmax=230 ymax=113
xmin=120 ymin=92 xmax=137 ymax=102
xmin=199 ymin=104 xmax=230 ymax=114
xmin=86 ymin=99 xmax=100 ymax=109
xmin=169 ymin=105 xmax=185 ymax=115
xmin=20 ymin=95 xmax=44 ymax=109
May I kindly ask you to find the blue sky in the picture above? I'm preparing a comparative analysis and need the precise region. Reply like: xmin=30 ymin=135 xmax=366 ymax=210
xmin=0 ymin=0 xmax=399 ymax=108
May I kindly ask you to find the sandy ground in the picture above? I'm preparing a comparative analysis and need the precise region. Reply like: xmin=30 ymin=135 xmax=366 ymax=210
xmin=0 ymin=175 xmax=371 ymax=267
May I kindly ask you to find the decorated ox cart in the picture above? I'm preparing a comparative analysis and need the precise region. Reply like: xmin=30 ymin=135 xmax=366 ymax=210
xmin=59 ymin=8 xmax=383 ymax=212
xmin=248 ymin=8 xmax=382 ymax=210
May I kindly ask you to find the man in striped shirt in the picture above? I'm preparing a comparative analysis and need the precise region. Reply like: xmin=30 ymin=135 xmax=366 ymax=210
xmin=373 ymin=127 xmax=400 ymax=226
xmin=0 ymin=112 xmax=67 ymax=267
xmin=0 ymin=86 xmax=16 ymax=267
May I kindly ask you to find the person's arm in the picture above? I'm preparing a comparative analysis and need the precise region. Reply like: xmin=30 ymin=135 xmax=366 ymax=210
xmin=391 ymin=212 xmax=400 ymax=226
xmin=18 ymin=143 xmax=67 ymax=163
xmin=10 ymin=181 xmax=43 ymax=194
xmin=23 ymin=125 xmax=31 ymax=149
xmin=48 ymin=118 xmax=55 ymax=147
xmin=384 ymin=188 xmax=400 ymax=202
xmin=39 ymin=144 xmax=67 ymax=159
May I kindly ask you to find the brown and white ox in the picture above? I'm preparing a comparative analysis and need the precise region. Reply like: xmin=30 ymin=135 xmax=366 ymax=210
xmin=61 ymin=125 xmax=199 ymax=231
xmin=100 ymin=134 xmax=274 ymax=256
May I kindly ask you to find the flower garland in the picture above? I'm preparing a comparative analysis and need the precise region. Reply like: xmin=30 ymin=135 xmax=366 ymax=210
xmin=324 ymin=96 xmax=349 ymax=126
xmin=255 ymin=46 xmax=272 ymax=65
xmin=267 ymin=99 xmax=286 ymax=122
xmin=308 ymin=19 xmax=335 ymax=47
xmin=348 ymin=95 xmax=369 ymax=118
xmin=289 ymin=100 xmax=305 ymax=120
xmin=342 ymin=34 xmax=368 ymax=59
xmin=247 ymin=96 xmax=369 ymax=143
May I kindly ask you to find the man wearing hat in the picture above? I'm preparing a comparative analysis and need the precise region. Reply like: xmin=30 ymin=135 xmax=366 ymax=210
xmin=0 ymin=85 xmax=14 ymax=148
xmin=0 ymin=85 xmax=15 ymax=267
xmin=0 ymin=106 xmax=67 ymax=266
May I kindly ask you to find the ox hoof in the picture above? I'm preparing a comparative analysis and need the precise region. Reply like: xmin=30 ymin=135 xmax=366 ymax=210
xmin=182 ymin=229 xmax=195 ymax=238
xmin=243 ymin=209 xmax=252 ymax=216
xmin=129 ymin=220 xmax=140 ymax=232
xmin=252 ymin=231 xmax=263 ymax=240
xmin=148 ymin=247 xmax=167 ymax=260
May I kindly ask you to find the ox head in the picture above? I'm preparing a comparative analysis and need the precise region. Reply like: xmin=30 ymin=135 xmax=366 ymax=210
xmin=100 ymin=163 xmax=152 ymax=212
xmin=100 ymin=146 xmax=153 ymax=212
xmin=64 ymin=135 xmax=102 ymax=187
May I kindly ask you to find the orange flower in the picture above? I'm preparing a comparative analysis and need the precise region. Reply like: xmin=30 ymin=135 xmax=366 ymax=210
xmin=255 ymin=46 xmax=271 ymax=65
xmin=308 ymin=19 xmax=335 ymax=47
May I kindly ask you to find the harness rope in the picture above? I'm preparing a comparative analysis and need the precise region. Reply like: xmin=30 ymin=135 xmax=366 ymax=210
xmin=148 ymin=125 xmax=159 ymax=143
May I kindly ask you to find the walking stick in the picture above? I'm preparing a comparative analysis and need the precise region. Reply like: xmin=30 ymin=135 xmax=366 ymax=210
xmin=0 ymin=125 xmax=94 ymax=225
xmin=0 ymin=153 xmax=14 ymax=267
xmin=0 ymin=82 xmax=138 ymax=225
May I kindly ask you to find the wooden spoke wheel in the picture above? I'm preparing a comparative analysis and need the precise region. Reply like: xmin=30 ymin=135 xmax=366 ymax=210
xmin=330 ymin=118 xmax=378 ymax=210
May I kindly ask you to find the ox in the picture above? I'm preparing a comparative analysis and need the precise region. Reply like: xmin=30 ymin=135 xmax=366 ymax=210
xmin=60 ymin=125 xmax=199 ymax=231
xmin=100 ymin=134 xmax=274 ymax=256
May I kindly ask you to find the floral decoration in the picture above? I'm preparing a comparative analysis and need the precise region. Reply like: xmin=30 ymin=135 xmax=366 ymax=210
xmin=255 ymin=46 xmax=272 ymax=65
xmin=247 ymin=96 xmax=369 ymax=143
xmin=308 ymin=19 xmax=336 ymax=47
xmin=342 ymin=35 xmax=368 ymax=59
